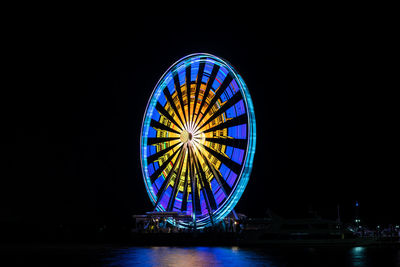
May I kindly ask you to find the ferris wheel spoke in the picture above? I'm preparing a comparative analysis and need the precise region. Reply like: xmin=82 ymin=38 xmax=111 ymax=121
xmin=185 ymin=65 xmax=191 ymax=125
xmin=163 ymin=88 xmax=186 ymax=128
xmin=181 ymin=151 xmax=190 ymax=212
xmin=147 ymin=137 xmax=179 ymax=145
xmin=192 ymin=178 xmax=201 ymax=217
xmin=193 ymin=64 xmax=220 ymax=125
xmin=205 ymin=137 xmax=247 ymax=150
xmin=149 ymin=144 xmax=182 ymax=183
xmin=201 ymin=143 xmax=242 ymax=174
xmin=191 ymin=62 xmax=205 ymax=123
xmin=197 ymin=148 xmax=232 ymax=197
xmin=173 ymin=74 xmax=187 ymax=124
xmin=153 ymin=146 xmax=185 ymax=207
xmin=191 ymin=146 xmax=217 ymax=211
xmin=196 ymin=91 xmax=242 ymax=131
xmin=155 ymin=102 xmax=183 ymax=131
xmin=202 ymin=113 xmax=248 ymax=134
xmin=189 ymin=147 xmax=202 ymax=217
xmin=196 ymin=75 xmax=233 ymax=127
xmin=147 ymin=142 xmax=181 ymax=165
xmin=167 ymin=147 xmax=187 ymax=211
xmin=150 ymin=119 xmax=181 ymax=135
xmin=185 ymin=145 xmax=196 ymax=214
xmin=190 ymin=147 xmax=214 ymax=220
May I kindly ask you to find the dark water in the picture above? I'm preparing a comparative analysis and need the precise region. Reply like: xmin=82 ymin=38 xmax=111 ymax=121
xmin=2 ymin=245 xmax=400 ymax=266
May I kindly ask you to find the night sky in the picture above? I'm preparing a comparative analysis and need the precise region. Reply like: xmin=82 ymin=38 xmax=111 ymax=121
xmin=2 ymin=9 xmax=398 ymax=227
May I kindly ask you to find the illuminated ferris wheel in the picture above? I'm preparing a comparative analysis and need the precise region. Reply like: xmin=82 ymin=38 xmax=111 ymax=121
xmin=140 ymin=53 xmax=256 ymax=229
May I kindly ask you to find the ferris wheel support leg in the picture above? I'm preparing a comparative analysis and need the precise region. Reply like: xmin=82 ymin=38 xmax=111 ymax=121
xmin=232 ymin=209 xmax=239 ymax=220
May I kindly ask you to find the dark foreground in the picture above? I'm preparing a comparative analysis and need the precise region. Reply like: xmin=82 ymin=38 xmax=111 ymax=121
xmin=1 ymin=244 xmax=400 ymax=266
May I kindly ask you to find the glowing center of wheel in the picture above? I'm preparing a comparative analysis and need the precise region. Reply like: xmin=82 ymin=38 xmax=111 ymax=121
xmin=180 ymin=130 xmax=192 ymax=143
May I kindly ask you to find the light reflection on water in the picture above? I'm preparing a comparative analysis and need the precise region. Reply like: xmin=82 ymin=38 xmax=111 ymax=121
xmin=2 ymin=245 xmax=400 ymax=266
xmin=101 ymin=246 xmax=400 ymax=267
xmin=103 ymin=246 xmax=276 ymax=267
xmin=351 ymin=247 xmax=366 ymax=267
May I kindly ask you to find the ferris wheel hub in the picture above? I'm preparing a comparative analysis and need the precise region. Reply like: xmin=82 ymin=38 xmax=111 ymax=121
xmin=180 ymin=130 xmax=192 ymax=143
